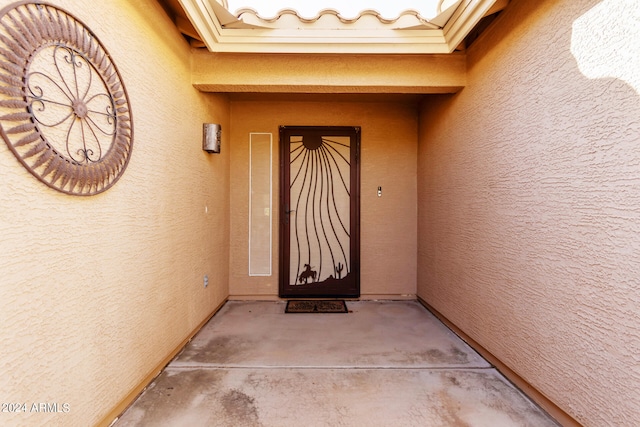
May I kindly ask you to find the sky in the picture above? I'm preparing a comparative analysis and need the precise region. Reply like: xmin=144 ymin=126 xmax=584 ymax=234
xmin=226 ymin=0 xmax=447 ymax=19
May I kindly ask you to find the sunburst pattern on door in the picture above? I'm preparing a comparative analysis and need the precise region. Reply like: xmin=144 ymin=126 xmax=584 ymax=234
xmin=289 ymin=133 xmax=352 ymax=286
xmin=280 ymin=126 xmax=360 ymax=298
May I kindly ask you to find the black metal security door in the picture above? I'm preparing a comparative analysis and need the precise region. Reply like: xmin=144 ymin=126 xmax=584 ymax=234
xmin=279 ymin=126 xmax=360 ymax=298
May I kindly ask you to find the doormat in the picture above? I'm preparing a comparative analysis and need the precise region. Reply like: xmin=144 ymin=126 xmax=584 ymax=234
xmin=285 ymin=300 xmax=348 ymax=313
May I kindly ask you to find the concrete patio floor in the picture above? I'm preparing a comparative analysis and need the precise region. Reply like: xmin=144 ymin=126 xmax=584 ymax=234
xmin=115 ymin=300 xmax=559 ymax=426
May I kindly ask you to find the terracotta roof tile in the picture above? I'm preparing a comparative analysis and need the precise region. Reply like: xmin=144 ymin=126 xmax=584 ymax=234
xmin=233 ymin=8 xmax=442 ymax=29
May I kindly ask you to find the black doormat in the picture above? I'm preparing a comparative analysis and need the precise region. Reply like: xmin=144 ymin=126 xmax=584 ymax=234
xmin=285 ymin=300 xmax=348 ymax=313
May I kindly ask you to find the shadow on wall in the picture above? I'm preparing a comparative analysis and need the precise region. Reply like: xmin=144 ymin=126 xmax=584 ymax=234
xmin=571 ymin=0 xmax=640 ymax=94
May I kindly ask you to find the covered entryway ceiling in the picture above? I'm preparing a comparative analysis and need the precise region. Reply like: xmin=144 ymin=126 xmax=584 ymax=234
xmin=160 ymin=0 xmax=508 ymax=53
xmin=157 ymin=0 xmax=509 ymax=95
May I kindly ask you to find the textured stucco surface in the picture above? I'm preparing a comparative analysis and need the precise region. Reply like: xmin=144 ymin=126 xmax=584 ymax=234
xmin=229 ymin=101 xmax=418 ymax=298
xmin=0 ymin=1 xmax=230 ymax=425
xmin=417 ymin=0 xmax=640 ymax=426
xmin=192 ymin=52 xmax=466 ymax=94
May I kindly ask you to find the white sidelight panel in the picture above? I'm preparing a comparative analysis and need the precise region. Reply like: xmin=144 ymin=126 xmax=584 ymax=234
xmin=249 ymin=133 xmax=273 ymax=276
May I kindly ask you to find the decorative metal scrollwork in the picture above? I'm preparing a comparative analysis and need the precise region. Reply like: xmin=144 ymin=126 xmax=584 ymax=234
xmin=0 ymin=1 xmax=133 ymax=196
xmin=289 ymin=134 xmax=351 ymax=286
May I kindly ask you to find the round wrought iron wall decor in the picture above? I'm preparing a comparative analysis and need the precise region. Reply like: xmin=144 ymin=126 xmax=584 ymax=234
xmin=0 ymin=1 xmax=133 ymax=196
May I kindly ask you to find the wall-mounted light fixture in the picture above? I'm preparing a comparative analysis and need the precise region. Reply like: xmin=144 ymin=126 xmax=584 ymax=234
xmin=203 ymin=123 xmax=221 ymax=153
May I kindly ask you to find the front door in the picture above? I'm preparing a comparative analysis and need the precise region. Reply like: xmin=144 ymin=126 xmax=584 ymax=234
xmin=279 ymin=126 xmax=360 ymax=298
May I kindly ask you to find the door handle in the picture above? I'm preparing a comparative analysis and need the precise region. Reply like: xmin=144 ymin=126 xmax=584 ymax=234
xmin=284 ymin=206 xmax=295 ymax=224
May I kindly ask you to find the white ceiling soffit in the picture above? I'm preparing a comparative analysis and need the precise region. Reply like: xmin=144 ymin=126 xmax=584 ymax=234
xmin=178 ymin=0 xmax=499 ymax=53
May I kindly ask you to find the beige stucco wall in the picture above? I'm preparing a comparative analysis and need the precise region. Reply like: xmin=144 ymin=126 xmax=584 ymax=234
xmin=229 ymin=100 xmax=418 ymax=299
xmin=192 ymin=52 xmax=466 ymax=94
xmin=0 ymin=1 xmax=230 ymax=426
xmin=417 ymin=0 xmax=640 ymax=426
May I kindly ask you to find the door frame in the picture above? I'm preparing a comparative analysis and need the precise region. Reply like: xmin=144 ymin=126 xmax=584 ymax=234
xmin=278 ymin=125 xmax=361 ymax=298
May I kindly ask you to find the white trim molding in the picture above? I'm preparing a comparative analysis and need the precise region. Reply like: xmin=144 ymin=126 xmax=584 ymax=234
xmin=178 ymin=0 xmax=501 ymax=54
